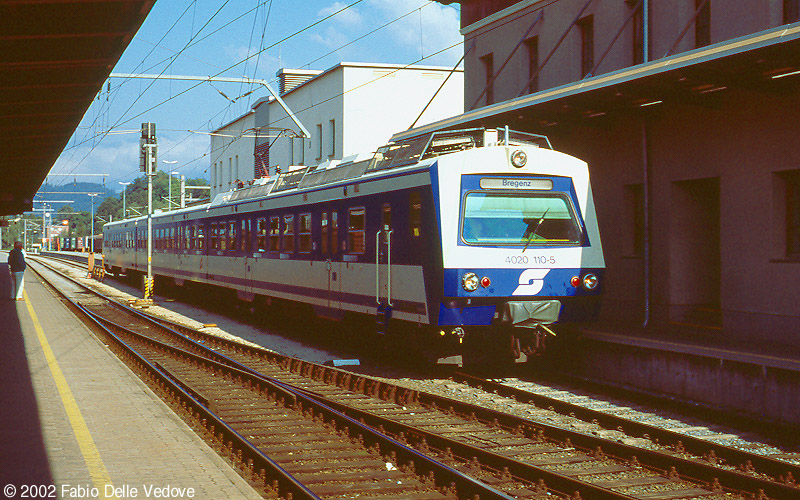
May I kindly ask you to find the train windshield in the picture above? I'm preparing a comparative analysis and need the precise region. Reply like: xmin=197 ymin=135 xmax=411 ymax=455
xmin=461 ymin=192 xmax=582 ymax=246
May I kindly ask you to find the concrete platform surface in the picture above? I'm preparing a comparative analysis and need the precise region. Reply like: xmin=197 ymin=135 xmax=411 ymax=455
xmin=0 ymin=256 xmax=263 ymax=500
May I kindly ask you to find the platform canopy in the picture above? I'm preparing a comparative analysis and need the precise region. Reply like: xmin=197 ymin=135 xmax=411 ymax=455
xmin=392 ymin=22 xmax=800 ymax=143
xmin=0 ymin=0 xmax=156 ymax=215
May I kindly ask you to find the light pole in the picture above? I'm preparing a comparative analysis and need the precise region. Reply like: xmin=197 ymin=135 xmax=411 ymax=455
xmin=163 ymin=160 xmax=177 ymax=210
xmin=119 ymin=181 xmax=131 ymax=219
xmin=87 ymin=193 xmax=100 ymax=253
xmin=170 ymin=171 xmax=180 ymax=209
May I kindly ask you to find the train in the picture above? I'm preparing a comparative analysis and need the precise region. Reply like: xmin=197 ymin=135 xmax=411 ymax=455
xmin=103 ymin=126 xmax=604 ymax=362
xmin=58 ymin=235 xmax=102 ymax=253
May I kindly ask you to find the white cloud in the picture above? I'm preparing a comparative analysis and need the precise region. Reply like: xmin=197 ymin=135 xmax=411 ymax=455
xmin=318 ymin=2 xmax=364 ymax=26
xmin=367 ymin=0 xmax=462 ymax=65
xmin=311 ymin=26 xmax=354 ymax=51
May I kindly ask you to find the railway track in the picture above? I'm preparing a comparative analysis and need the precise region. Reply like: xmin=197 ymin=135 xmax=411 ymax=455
xmin=30 ymin=256 xmax=800 ymax=499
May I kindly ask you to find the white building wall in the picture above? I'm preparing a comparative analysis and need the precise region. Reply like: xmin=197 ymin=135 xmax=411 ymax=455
xmin=210 ymin=62 xmax=463 ymax=195
xmin=209 ymin=112 xmax=254 ymax=197
xmin=265 ymin=62 xmax=463 ymax=176
xmin=342 ymin=64 xmax=464 ymax=156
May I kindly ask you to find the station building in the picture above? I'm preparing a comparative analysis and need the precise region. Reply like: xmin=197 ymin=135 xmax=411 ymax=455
xmin=416 ymin=0 xmax=800 ymax=346
xmin=210 ymin=62 xmax=463 ymax=197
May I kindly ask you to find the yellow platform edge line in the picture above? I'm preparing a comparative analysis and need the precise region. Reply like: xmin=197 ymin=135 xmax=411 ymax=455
xmin=23 ymin=289 xmax=120 ymax=500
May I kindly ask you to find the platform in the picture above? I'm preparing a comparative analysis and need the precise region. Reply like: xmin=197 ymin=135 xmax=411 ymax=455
xmin=0 ymin=256 xmax=262 ymax=500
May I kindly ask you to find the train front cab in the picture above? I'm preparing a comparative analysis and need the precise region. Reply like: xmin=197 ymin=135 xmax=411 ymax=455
xmin=432 ymin=141 xmax=605 ymax=360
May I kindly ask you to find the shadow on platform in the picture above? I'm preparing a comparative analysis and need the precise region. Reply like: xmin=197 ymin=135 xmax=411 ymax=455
xmin=0 ymin=261 xmax=54 ymax=490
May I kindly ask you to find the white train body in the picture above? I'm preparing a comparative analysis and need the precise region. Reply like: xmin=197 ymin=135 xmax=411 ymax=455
xmin=104 ymin=127 xmax=604 ymax=357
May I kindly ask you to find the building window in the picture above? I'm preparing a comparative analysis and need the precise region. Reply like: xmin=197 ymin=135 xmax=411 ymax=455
xmin=632 ymin=2 xmax=644 ymax=65
xmin=282 ymin=214 xmax=295 ymax=253
xmin=578 ymin=15 xmax=594 ymax=77
xmin=347 ymin=207 xmax=366 ymax=254
xmin=524 ymin=36 xmax=539 ymax=93
xmin=785 ymin=0 xmax=800 ymax=23
xmin=299 ymin=213 xmax=312 ymax=252
xmin=779 ymin=170 xmax=800 ymax=259
xmin=329 ymin=119 xmax=336 ymax=157
xmin=296 ymin=137 xmax=305 ymax=165
xmin=316 ymin=123 xmax=323 ymax=160
xmin=480 ymin=53 xmax=494 ymax=105
xmin=695 ymin=0 xmax=711 ymax=48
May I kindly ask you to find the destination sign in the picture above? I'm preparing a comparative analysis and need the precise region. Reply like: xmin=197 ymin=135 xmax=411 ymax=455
xmin=479 ymin=178 xmax=553 ymax=190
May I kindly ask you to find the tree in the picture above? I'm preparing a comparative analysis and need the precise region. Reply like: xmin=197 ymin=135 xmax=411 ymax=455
xmin=97 ymin=196 xmax=120 ymax=224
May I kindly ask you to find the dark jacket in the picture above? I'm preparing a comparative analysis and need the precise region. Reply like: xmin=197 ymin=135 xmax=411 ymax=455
xmin=8 ymin=247 xmax=25 ymax=272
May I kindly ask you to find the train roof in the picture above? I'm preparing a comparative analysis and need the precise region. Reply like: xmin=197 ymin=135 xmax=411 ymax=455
xmin=220 ymin=127 xmax=551 ymax=204
xmin=105 ymin=127 xmax=551 ymax=228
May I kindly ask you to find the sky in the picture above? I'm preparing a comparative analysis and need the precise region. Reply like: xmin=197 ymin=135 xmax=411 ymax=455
xmin=47 ymin=0 xmax=463 ymax=192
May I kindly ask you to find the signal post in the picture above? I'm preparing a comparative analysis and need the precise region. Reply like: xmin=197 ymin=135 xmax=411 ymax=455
xmin=141 ymin=122 xmax=157 ymax=301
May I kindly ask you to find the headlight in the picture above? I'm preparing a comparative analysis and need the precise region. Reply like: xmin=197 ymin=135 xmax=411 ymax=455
xmin=582 ymin=273 xmax=599 ymax=290
xmin=511 ymin=150 xmax=527 ymax=168
xmin=462 ymin=272 xmax=479 ymax=292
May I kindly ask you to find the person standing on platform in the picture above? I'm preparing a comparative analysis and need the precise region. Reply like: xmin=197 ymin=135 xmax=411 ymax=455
xmin=8 ymin=241 xmax=26 ymax=301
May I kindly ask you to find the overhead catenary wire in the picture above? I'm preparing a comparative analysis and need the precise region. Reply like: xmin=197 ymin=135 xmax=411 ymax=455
xmin=53 ymin=0 xmax=462 ymax=187
xmin=54 ymin=0 xmax=368 ymax=182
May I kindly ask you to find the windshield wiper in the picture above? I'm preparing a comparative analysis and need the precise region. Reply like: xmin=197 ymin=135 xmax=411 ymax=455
xmin=521 ymin=208 xmax=549 ymax=253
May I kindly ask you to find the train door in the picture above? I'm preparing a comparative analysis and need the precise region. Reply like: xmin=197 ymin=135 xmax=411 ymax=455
xmin=376 ymin=204 xmax=392 ymax=332
xmin=321 ymin=210 xmax=341 ymax=313
xmin=376 ymin=203 xmax=393 ymax=305
xmin=134 ymin=226 xmax=140 ymax=270
xmin=241 ymin=218 xmax=253 ymax=296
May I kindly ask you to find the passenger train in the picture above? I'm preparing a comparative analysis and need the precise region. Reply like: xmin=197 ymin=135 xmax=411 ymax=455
xmin=103 ymin=127 xmax=604 ymax=361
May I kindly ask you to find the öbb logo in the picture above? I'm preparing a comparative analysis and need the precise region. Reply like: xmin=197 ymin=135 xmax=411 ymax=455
xmin=512 ymin=269 xmax=549 ymax=296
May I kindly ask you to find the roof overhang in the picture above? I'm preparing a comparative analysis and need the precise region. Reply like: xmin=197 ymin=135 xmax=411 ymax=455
xmin=0 ymin=0 xmax=156 ymax=215
xmin=392 ymin=22 xmax=800 ymax=142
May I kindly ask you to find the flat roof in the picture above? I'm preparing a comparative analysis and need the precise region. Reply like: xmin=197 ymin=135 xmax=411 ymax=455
xmin=392 ymin=21 xmax=800 ymax=142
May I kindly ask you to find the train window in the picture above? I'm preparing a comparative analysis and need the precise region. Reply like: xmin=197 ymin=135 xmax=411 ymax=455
xmin=220 ymin=222 xmax=228 ymax=251
xmin=331 ymin=211 xmax=339 ymax=255
xmin=461 ymin=192 xmax=582 ymax=246
xmin=410 ymin=191 xmax=422 ymax=237
xmin=188 ymin=225 xmax=195 ymax=249
xmin=283 ymin=215 xmax=295 ymax=253
xmin=269 ymin=217 xmax=280 ymax=251
xmin=321 ymin=212 xmax=328 ymax=254
xmin=241 ymin=219 xmax=251 ymax=253
xmin=299 ymin=213 xmax=312 ymax=253
xmin=382 ymin=203 xmax=391 ymax=230
xmin=228 ymin=221 xmax=237 ymax=251
xmin=257 ymin=218 xmax=267 ymax=251
xmin=348 ymin=207 xmax=366 ymax=254
xmin=197 ymin=225 xmax=205 ymax=250
xmin=210 ymin=223 xmax=218 ymax=250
